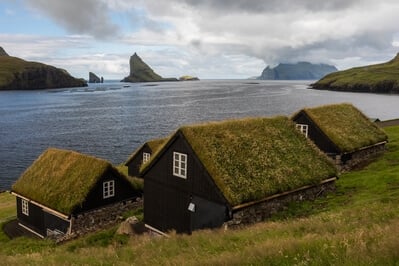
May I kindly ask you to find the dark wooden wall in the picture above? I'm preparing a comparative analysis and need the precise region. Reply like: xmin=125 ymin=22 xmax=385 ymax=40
xmin=293 ymin=111 xmax=340 ymax=155
xmin=127 ymin=145 xmax=152 ymax=177
xmin=144 ymin=132 xmax=229 ymax=234
xmin=74 ymin=168 xmax=141 ymax=214
xmin=17 ymin=197 xmax=45 ymax=236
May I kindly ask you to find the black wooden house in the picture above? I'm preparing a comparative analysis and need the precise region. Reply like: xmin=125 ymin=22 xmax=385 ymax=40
xmin=125 ymin=138 xmax=166 ymax=177
xmin=11 ymin=148 xmax=140 ymax=239
xmin=292 ymin=103 xmax=388 ymax=170
xmin=141 ymin=116 xmax=337 ymax=234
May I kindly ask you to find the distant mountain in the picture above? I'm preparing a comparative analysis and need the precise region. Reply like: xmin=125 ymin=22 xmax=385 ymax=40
xmin=312 ymin=54 xmax=399 ymax=93
xmin=0 ymin=47 xmax=87 ymax=90
xmin=89 ymin=72 xmax=103 ymax=83
xmin=258 ymin=62 xmax=337 ymax=80
xmin=121 ymin=53 xmax=177 ymax=83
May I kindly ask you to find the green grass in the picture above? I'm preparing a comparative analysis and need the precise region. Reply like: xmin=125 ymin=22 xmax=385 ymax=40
xmin=298 ymin=103 xmax=388 ymax=152
xmin=0 ymin=126 xmax=399 ymax=265
xmin=313 ymin=54 xmax=399 ymax=93
xmin=179 ymin=116 xmax=337 ymax=206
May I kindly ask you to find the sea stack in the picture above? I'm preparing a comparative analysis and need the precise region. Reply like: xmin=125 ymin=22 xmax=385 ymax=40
xmin=89 ymin=72 xmax=103 ymax=83
xmin=121 ymin=53 xmax=177 ymax=83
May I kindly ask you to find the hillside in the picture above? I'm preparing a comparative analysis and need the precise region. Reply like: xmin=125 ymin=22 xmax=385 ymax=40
xmin=121 ymin=53 xmax=177 ymax=83
xmin=312 ymin=54 xmax=399 ymax=93
xmin=258 ymin=62 xmax=337 ymax=80
xmin=0 ymin=48 xmax=87 ymax=90
xmin=0 ymin=125 xmax=398 ymax=264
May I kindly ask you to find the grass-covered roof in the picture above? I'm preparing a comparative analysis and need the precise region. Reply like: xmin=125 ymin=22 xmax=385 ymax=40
xmin=12 ymin=148 xmax=128 ymax=215
xmin=125 ymin=138 xmax=167 ymax=165
xmin=297 ymin=103 xmax=388 ymax=153
xmin=176 ymin=116 xmax=337 ymax=206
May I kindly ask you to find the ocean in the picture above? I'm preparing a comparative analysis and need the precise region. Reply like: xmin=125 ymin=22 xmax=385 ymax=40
xmin=1 ymin=80 xmax=398 ymax=190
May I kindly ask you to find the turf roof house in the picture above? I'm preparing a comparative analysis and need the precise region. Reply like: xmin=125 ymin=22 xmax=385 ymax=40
xmin=141 ymin=116 xmax=337 ymax=234
xmin=292 ymin=103 xmax=388 ymax=170
xmin=11 ymin=148 xmax=141 ymax=240
xmin=125 ymin=138 xmax=167 ymax=177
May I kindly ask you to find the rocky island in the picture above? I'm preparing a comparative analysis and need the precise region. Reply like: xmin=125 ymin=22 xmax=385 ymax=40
xmin=312 ymin=54 xmax=399 ymax=93
xmin=179 ymin=75 xmax=199 ymax=81
xmin=258 ymin=62 xmax=337 ymax=80
xmin=89 ymin=72 xmax=103 ymax=83
xmin=0 ymin=47 xmax=87 ymax=90
xmin=121 ymin=53 xmax=178 ymax=83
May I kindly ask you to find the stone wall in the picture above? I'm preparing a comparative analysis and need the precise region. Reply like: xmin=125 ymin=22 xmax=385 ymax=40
xmin=339 ymin=143 xmax=386 ymax=172
xmin=56 ymin=199 xmax=142 ymax=243
xmin=225 ymin=180 xmax=335 ymax=228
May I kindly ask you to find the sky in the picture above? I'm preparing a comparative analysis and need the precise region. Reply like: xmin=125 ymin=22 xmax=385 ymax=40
xmin=1 ymin=0 xmax=399 ymax=80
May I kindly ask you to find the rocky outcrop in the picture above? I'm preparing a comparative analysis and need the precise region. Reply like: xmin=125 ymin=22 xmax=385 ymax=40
xmin=0 ymin=48 xmax=87 ymax=90
xmin=89 ymin=72 xmax=103 ymax=83
xmin=179 ymin=75 xmax=199 ymax=81
xmin=0 ymin=47 xmax=8 ymax=56
xmin=121 ymin=53 xmax=177 ymax=83
xmin=258 ymin=62 xmax=337 ymax=80
xmin=312 ymin=54 xmax=399 ymax=94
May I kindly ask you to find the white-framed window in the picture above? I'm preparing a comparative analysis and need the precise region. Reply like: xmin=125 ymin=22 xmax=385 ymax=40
xmin=103 ymin=180 xmax=115 ymax=199
xmin=173 ymin=152 xmax=187 ymax=179
xmin=296 ymin=124 xmax=309 ymax=138
xmin=143 ymin=152 xmax=151 ymax=163
xmin=21 ymin=199 xmax=29 ymax=216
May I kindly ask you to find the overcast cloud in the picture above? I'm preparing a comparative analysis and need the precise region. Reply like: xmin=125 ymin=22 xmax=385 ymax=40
xmin=1 ymin=0 xmax=399 ymax=78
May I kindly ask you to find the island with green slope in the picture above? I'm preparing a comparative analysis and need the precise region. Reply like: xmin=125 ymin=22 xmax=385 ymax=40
xmin=121 ymin=53 xmax=178 ymax=83
xmin=312 ymin=53 xmax=399 ymax=93
xmin=0 ymin=47 xmax=87 ymax=90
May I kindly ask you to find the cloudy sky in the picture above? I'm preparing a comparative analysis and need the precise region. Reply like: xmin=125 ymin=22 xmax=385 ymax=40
xmin=1 ymin=0 xmax=399 ymax=79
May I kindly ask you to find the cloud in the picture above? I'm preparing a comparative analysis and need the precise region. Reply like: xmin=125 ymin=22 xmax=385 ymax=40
xmin=134 ymin=0 xmax=399 ymax=70
xmin=25 ymin=0 xmax=119 ymax=38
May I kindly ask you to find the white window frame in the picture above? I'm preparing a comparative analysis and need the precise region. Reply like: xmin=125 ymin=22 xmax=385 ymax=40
xmin=143 ymin=152 xmax=151 ymax=163
xmin=173 ymin=152 xmax=187 ymax=179
xmin=21 ymin=199 xmax=29 ymax=216
xmin=296 ymin=124 xmax=309 ymax=138
xmin=103 ymin=180 xmax=115 ymax=199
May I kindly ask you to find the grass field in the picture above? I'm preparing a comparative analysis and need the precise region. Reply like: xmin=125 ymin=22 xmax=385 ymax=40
xmin=1 ymin=126 xmax=399 ymax=265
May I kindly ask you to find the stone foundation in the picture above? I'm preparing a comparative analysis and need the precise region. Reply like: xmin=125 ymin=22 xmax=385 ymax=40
xmin=338 ymin=143 xmax=386 ymax=172
xmin=225 ymin=180 xmax=335 ymax=228
xmin=55 ymin=199 xmax=142 ymax=243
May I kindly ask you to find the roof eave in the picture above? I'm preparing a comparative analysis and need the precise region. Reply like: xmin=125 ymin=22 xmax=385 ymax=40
xmin=232 ymin=177 xmax=337 ymax=211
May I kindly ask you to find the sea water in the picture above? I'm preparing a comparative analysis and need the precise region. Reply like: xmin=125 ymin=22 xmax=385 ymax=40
xmin=1 ymin=80 xmax=398 ymax=190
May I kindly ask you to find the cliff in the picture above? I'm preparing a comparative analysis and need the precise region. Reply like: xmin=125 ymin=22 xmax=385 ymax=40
xmin=0 ymin=47 xmax=87 ymax=90
xmin=89 ymin=72 xmax=103 ymax=83
xmin=0 ymin=47 xmax=8 ymax=56
xmin=258 ymin=62 xmax=337 ymax=80
xmin=311 ymin=54 xmax=399 ymax=93
xmin=121 ymin=53 xmax=177 ymax=82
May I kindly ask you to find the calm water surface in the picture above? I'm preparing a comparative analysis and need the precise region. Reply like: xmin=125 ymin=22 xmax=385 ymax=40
xmin=1 ymin=80 xmax=398 ymax=190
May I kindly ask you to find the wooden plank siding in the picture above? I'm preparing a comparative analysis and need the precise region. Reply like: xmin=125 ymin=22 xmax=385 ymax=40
xmin=144 ymin=132 xmax=229 ymax=234
xmin=127 ymin=145 xmax=152 ymax=177
xmin=73 ymin=168 xmax=140 ymax=213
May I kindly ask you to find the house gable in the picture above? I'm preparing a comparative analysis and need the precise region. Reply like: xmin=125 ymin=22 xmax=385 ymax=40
xmin=73 ymin=168 xmax=140 ymax=214
xmin=12 ymin=148 xmax=138 ymax=216
xmin=143 ymin=132 xmax=230 ymax=233
xmin=126 ymin=138 xmax=167 ymax=177
xmin=294 ymin=103 xmax=388 ymax=153
xmin=293 ymin=110 xmax=341 ymax=155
